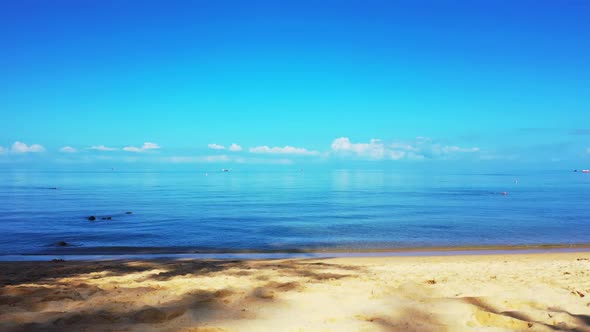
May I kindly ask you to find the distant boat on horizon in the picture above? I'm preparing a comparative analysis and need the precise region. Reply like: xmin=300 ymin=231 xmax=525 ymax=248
xmin=582 ymin=170 xmax=590 ymax=173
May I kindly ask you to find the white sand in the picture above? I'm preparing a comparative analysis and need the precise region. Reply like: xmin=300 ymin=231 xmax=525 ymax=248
xmin=1 ymin=252 xmax=590 ymax=331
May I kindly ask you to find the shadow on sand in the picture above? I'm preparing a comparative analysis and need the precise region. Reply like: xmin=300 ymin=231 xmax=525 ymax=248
xmin=0 ymin=259 xmax=374 ymax=332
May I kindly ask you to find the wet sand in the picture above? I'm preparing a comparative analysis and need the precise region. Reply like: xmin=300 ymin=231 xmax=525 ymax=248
xmin=24 ymin=243 xmax=590 ymax=256
xmin=1 ymin=252 xmax=590 ymax=331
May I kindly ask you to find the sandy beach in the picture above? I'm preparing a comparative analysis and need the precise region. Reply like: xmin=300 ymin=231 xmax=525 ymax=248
xmin=1 ymin=252 xmax=590 ymax=332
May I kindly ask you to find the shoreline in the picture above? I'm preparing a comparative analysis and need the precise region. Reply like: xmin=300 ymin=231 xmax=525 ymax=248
xmin=3 ymin=243 xmax=590 ymax=261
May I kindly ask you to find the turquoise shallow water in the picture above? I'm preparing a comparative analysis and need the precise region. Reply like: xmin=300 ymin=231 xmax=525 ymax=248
xmin=0 ymin=169 xmax=589 ymax=255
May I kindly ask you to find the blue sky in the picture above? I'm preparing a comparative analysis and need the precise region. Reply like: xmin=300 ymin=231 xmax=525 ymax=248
xmin=1 ymin=0 xmax=589 ymax=168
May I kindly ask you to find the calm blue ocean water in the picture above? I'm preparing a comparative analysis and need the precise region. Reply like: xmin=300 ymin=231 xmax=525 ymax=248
xmin=0 ymin=169 xmax=589 ymax=255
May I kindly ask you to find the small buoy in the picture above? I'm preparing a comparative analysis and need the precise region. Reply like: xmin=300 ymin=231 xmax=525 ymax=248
xmin=501 ymin=192 xmax=508 ymax=196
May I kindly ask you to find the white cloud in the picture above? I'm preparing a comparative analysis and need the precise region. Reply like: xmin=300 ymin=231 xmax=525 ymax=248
xmin=164 ymin=155 xmax=293 ymax=165
xmin=208 ymin=143 xmax=225 ymax=150
xmin=89 ymin=145 xmax=117 ymax=151
xmin=331 ymin=137 xmax=393 ymax=159
xmin=229 ymin=143 xmax=243 ymax=152
xmin=331 ymin=137 xmax=479 ymax=161
xmin=421 ymin=143 xmax=479 ymax=158
xmin=390 ymin=142 xmax=418 ymax=151
xmin=60 ymin=146 xmax=77 ymax=153
xmin=165 ymin=155 xmax=231 ymax=163
xmin=143 ymin=142 xmax=160 ymax=150
xmin=123 ymin=142 xmax=161 ymax=153
xmin=11 ymin=141 xmax=45 ymax=153
xmin=249 ymin=145 xmax=320 ymax=156
xmin=441 ymin=146 xmax=480 ymax=153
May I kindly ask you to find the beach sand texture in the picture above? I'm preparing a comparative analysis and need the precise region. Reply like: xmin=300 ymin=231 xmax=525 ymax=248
xmin=1 ymin=252 xmax=590 ymax=331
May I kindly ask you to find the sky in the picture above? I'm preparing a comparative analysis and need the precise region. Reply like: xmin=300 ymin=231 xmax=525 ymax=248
xmin=1 ymin=0 xmax=589 ymax=169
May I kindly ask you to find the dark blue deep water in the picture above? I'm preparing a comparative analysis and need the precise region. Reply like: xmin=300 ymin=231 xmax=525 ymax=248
xmin=0 ymin=169 xmax=589 ymax=255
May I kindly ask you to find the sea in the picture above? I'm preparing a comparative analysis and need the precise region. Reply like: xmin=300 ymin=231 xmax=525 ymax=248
xmin=0 ymin=168 xmax=589 ymax=256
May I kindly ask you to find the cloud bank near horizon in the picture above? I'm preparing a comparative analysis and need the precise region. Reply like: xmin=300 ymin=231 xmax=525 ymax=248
xmin=123 ymin=142 xmax=161 ymax=153
xmin=249 ymin=145 xmax=321 ymax=156
xmin=9 ymin=137 xmax=584 ymax=165
xmin=88 ymin=145 xmax=118 ymax=151
xmin=330 ymin=137 xmax=479 ymax=161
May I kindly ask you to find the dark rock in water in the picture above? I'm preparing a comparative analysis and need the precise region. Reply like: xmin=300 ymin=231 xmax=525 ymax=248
xmin=101 ymin=216 xmax=112 ymax=220
xmin=56 ymin=241 xmax=68 ymax=247
xmin=125 ymin=211 xmax=133 ymax=215
xmin=88 ymin=216 xmax=96 ymax=221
